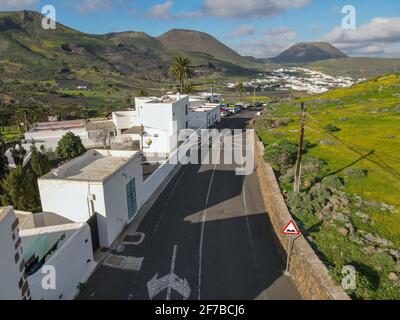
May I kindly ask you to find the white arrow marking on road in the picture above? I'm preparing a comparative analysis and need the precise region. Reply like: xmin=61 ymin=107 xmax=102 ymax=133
xmin=147 ymin=245 xmax=191 ymax=300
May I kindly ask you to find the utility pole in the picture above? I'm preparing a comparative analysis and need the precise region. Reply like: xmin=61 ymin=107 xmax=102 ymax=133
xmin=294 ymin=102 xmax=306 ymax=193
xmin=140 ymin=124 xmax=145 ymax=156
xmin=253 ymin=84 xmax=256 ymax=105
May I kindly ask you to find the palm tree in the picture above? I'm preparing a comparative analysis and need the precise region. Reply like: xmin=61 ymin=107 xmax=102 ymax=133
xmin=169 ymin=57 xmax=195 ymax=94
xmin=236 ymin=82 xmax=245 ymax=103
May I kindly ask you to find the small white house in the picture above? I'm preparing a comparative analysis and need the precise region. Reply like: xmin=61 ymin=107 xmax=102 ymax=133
xmin=188 ymin=103 xmax=221 ymax=129
xmin=38 ymin=149 xmax=144 ymax=248
xmin=200 ymin=92 xmax=222 ymax=103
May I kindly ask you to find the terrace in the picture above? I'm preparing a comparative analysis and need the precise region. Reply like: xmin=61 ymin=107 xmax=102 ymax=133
xmin=40 ymin=149 xmax=140 ymax=182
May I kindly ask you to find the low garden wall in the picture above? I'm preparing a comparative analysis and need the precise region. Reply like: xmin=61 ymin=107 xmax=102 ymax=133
xmin=254 ymin=136 xmax=350 ymax=300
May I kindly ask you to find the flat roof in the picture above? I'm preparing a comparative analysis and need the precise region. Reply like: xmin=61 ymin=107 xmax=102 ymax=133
xmin=41 ymin=149 xmax=140 ymax=182
xmin=189 ymin=103 xmax=221 ymax=112
xmin=31 ymin=120 xmax=86 ymax=132
xmin=0 ymin=206 xmax=12 ymax=223
xmin=137 ymin=95 xmax=188 ymax=105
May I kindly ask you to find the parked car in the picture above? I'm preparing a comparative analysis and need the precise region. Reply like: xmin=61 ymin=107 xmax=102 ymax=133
xmin=220 ymin=106 xmax=229 ymax=117
xmin=227 ymin=105 xmax=241 ymax=114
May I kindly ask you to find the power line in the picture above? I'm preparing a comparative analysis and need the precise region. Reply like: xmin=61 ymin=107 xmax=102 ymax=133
xmin=304 ymin=113 xmax=400 ymax=181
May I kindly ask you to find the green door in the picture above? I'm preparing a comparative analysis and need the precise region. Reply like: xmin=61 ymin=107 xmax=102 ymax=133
xmin=126 ymin=178 xmax=137 ymax=220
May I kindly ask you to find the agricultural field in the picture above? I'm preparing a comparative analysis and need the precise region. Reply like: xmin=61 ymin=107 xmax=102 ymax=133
xmin=0 ymin=125 xmax=23 ymax=142
xmin=255 ymin=72 xmax=400 ymax=299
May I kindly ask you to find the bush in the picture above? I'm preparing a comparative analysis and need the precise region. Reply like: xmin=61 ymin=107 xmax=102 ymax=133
xmin=322 ymin=175 xmax=344 ymax=191
xmin=287 ymin=183 xmax=331 ymax=218
xmin=56 ymin=132 xmax=86 ymax=160
xmin=263 ymin=139 xmax=297 ymax=173
xmin=324 ymin=124 xmax=341 ymax=132
xmin=344 ymin=168 xmax=368 ymax=179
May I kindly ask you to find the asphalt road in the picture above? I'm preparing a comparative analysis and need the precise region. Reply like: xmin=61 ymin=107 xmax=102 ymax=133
xmin=77 ymin=108 xmax=300 ymax=300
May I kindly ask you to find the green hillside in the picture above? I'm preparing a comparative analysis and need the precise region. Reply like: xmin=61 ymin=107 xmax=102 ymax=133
xmin=308 ymin=58 xmax=400 ymax=79
xmin=0 ymin=10 xmax=262 ymax=120
xmin=256 ymin=73 xmax=400 ymax=299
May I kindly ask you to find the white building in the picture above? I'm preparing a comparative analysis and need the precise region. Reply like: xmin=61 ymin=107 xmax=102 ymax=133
xmin=23 ymin=119 xmax=117 ymax=152
xmin=0 ymin=207 xmax=28 ymax=300
xmin=188 ymin=103 xmax=221 ymax=129
xmin=38 ymin=149 xmax=144 ymax=248
xmin=200 ymin=92 xmax=222 ymax=104
xmin=113 ymin=94 xmax=189 ymax=158
xmin=0 ymin=206 xmax=95 ymax=300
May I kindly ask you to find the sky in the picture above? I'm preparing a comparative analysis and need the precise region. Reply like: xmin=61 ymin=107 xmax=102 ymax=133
xmin=1 ymin=0 xmax=400 ymax=58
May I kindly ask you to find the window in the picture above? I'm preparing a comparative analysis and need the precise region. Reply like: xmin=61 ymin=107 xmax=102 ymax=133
xmin=126 ymin=178 xmax=137 ymax=220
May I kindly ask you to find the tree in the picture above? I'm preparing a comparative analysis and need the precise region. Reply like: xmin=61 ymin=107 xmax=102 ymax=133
xmin=183 ymin=84 xmax=196 ymax=95
xmin=169 ymin=57 xmax=195 ymax=94
xmin=30 ymin=144 xmax=51 ymax=177
xmin=10 ymin=142 xmax=26 ymax=166
xmin=56 ymin=132 xmax=86 ymax=160
xmin=137 ymin=89 xmax=149 ymax=97
xmin=0 ymin=135 xmax=8 ymax=180
xmin=1 ymin=166 xmax=41 ymax=212
xmin=236 ymin=82 xmax=245 ymax=103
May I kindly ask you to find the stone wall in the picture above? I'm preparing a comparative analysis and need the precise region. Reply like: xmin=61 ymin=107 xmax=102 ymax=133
xmin=254 ymin=137 xmax=350 ymax=300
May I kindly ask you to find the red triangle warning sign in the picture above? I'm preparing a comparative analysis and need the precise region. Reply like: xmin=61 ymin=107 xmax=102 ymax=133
xmin=281 ymin=220 xmax=301 ymax=235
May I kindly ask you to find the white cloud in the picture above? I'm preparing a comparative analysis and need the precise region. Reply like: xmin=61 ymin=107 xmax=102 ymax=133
xmin=75 ymin=0 xmax=113 ymax=14
xmin=227 ymin=25 xmax=255 ymax=39
xmin=322 ymin=17 xmax=400 ymax=57
xmin=147 ymin=0 xmax=173 ymax=19
xmin=0 ymin=0 xmax=37 ymax=9
xmin=147 ymin=0 xmax=309 ymax=20
xmin=146 ymin=1 xmax=200 ymax=19
xmin=202 ymin=0 xmax=310 ymax=18
xmin=231 ymin=26 xmax=297 ymax=58
xmin=232 ymin=39 xmax=294 ymax=58
xmin=262 ymin=27 xmax=297 ymax=40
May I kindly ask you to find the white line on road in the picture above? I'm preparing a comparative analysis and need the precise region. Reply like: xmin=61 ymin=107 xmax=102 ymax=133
xmin=166 ymin=245 xmax=178 ymax=300
xmin=197 ymin=121 xmax=241 ymax=300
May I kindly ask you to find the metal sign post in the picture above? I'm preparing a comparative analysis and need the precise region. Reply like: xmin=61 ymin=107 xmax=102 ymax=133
xmin=285 ymin=235 xmax=293 ymax=275
xmin=281 ymin=220 xmax=301 ymax=276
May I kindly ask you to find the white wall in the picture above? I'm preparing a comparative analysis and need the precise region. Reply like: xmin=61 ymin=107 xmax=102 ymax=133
xmin=112 ymin=111 xmax=138 ymax=132
xmin=39 ymin=179 xmax=94 ymax=223
xmin=25 ymin=127 xmax=88 ymax=142
xmin=0 ymin=207 xmax=25 ymax=300
xmin=188 ymin=105 xmax=221 ymax=129
xmin=102 ymin=155 xmax=144 ymax=247
xmin=23 ymin=223 xmax=95 ymax=300
xmin=142 ymin=133 xmax=195 ymax=203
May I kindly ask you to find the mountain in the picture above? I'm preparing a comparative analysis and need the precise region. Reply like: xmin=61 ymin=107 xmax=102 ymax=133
xmin=157 ymin=29 xmax=253 ymax=66
xmin=0 ymin=10 xmax=260 ymax=85
xmin=271 ymin=42 xmax=348 ymax=64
